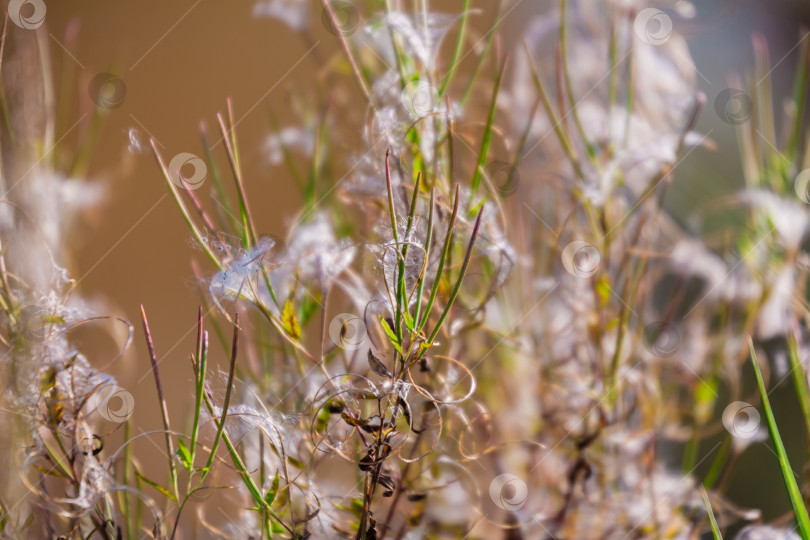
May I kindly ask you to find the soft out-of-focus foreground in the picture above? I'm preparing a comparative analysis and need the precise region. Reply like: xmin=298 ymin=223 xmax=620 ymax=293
xmin=1 ymin=0 xmax=810 ymax=538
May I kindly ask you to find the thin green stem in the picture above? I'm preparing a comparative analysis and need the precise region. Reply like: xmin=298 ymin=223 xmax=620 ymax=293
xmin=151 ymin=141 xmax=223 ymax=271
xmin=217 ymin=113 xmax=257 ymax=249
xmin=560 ymin=0 xmax=597 ymax=161
xmin=188 ymin=309 xmax=208 ymax=486
xmin=700 ymin=486 xmax=723 ymax=540
xmin=470 ymin=56 xmax=507 ymax=196
xmin=412 ymin=188 xmax=434 ymax=330
xmin=201 ymin=313 xmax=240 ymax=480
xmin=438 ymin=0 xmax=471 ymax=98
xmin=426 ymin=205 xmax=483 ymax=346
xmin=417 ymin=185 xmax=459 ymax=334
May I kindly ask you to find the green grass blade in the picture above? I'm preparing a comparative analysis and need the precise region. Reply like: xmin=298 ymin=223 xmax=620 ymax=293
xmin=749 ymin=337 xmax=810 ymax=539
xmin=217 ymin=112 xmax=257 ymax=249
xmin=470 ymin=56 xmax=507 ymax=195
xmin=559 ymin=0 xmax=596 ymax=161
xmin=151 ymin=141 xmax=224 ymax=271
xmin=522 ymin=40 xmax=585 ymax=181
xmin=393 ymin=172 xmax=424 ymax=340
xmin=426 ymin=205 xmax=483 ymax=345
xmin=188 ymin=309 xmax=208 ymax=479
xmin=700 ymin=485 xmax=723 ymax=540
xmin=384 ymin=148 xmax=405 ymax=345
xmin=460 ymin=0 xmax=503 ymax=106
xmin=417 ymin=185 xmax=460 ymax=334
xmin=200 ymin=123 xmax=240 ymax=235
xmin=198 ymin=368 xmax=293 ymax=536
xmin=412 ymin=188 xmax=434 ymax=329
xmin=385 ymin=148 xmax=400 ymax=245
xmin=788 ymin=329 xmax=810 ymax=439
xmin=201 ymin=314 xmax=241 ymax=480
xmin=438 ymin=0 xmax=471 ymax=99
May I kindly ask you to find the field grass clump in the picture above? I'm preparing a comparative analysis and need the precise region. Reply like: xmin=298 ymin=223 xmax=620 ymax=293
xmin=1 ymin=1 xmax=810 ymax=538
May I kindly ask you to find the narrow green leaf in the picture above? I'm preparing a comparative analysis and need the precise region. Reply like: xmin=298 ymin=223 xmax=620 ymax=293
xmin=341 ymin=413 xmax=369 ymax=428
xmin=379 ymin=316 xmax=403 ymax=356
xmin=787 ymin=330 xmax=810 ymax=438
xmin=403 ymin=309 xmax=415 ymax=332
xmin=176 ymin=439 xmax=192 ymax=471
xmin=749 ymin=337 xmax=810 ymax=539
xmin=467 ymin=197 xmax=485 ymax=219
xmin=200 ymin=315 xmax=241 ymax=484
xmin=522 ymin=39 xmax=585 ymax=181
xmin=150 ymin=141 xmax=223 ymax=271
xmin=460 ymin=0 xmax=503 ymax=106
xmin=470 ymin=56 xmax=507 ymax=194
xmin=135 ymin=468 xmax=177 ymax=503
xmin=560 ymin=0 xmax=596 ymax=161
xmin=438 ymin=0 xmax=471 ymax=98
xmin=299 ymin=293 xmax=321 ymax=326
xmin=189 ymin=315 xmax=208 ymax=484
xmin=264 ymin=472 xmax=280 ymax=506
xmin=287 ymin=455 xmax=304 ymax=469
xmin=418 ymin=185 xmax=460 ymax=333
xmin=427 ymin=206 xmax=485 ymax=345
xmin=19 ymin=513 xmax=34 ymax=532
xmin=270 ymin=518 xmax=285 ymax=534
xmin=695 ymin=377 xmax=718 ymax=425
xmin=412 ymin=188 xmax=435 ymax=330
xmin=39 ymin=314 xmax=65 ymax=326
xmin=217 ymin=112 xmax=257 ymax=248
xmin=700 ymin=486 xmax=723 ymax=540
xmin=281 ymin=299 xmax=301 ymax=340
